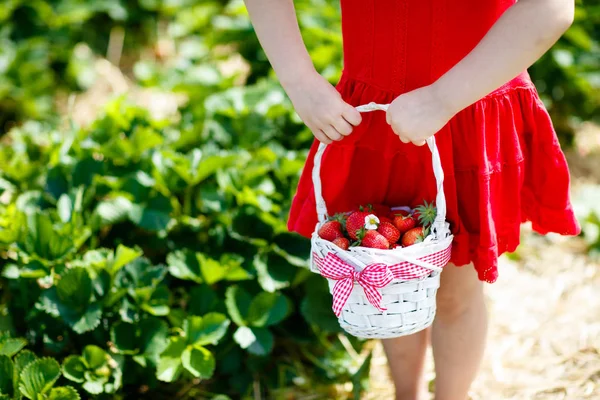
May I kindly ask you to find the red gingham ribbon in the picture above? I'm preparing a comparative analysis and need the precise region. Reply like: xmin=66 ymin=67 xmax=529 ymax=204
xmin=313 ymin=245 xmax=452 ymax=317
xmin=314 ymin=253 xmax=394 ymax=317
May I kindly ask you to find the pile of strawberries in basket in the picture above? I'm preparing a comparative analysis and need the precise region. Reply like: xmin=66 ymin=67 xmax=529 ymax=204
xmin=318 ymin=202 xmax=437 ymax=250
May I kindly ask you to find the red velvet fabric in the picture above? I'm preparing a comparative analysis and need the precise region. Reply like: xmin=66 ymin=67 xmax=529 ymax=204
xmin=287 ymin=0 xmax=581 ymax=283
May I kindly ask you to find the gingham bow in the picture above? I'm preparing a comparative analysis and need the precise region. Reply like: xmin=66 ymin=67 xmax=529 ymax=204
xmin=314 ymin=253 xmax=395 ymax=317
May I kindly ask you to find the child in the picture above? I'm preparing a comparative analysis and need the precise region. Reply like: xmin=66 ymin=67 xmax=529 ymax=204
xmin=244 ymin=0 xmax=580 ymax=399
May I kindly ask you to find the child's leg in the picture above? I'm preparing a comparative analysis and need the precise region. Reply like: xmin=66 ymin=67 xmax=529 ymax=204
xmin=431 ymin=263 xmax=488 ymax=400
xmin=381 ymin=327 xmax=429 ymax=400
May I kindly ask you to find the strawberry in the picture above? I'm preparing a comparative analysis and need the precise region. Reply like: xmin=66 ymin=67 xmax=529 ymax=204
xmin=379 ymin=216 xmax=393 ymax=225
xmin=318 ymin=221 xmax=343 ymax=242
xmin=394 ymin=209 xmax=411 ymax=217
xmin=393 ymin=214 xmax=416 ymax=234
xmin=360 ymin=230 xmax=390 ymax=249
xmin=332 ymin=237 xmax=350 ymax=250
xmin=401 ymin=227 xmax=426 ymax=247
xmin=346 ymin=210 xmax=370 ymax=240
xmin=413 ymin=200 xmax=437 ymax=228
xmin=377 ymin=222 xmax=400 ymax=244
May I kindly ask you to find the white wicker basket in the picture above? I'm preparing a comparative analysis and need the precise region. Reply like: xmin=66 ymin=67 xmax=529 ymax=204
xmin=309 ymin=102 xmax=453 ymax=339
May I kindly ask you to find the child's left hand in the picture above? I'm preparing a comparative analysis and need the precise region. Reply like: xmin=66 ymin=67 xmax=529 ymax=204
xmin=386 ymin=85 xmax=456 ymax=146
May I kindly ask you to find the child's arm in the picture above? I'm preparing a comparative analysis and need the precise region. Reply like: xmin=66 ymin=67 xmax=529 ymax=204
xmin=244 ymin=0 xmax=361 ymax=144
xmin=387 ymin=0 xmax=575 ymax=146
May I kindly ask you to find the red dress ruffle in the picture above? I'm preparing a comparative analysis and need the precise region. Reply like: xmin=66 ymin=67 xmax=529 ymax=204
xmin=287 ymin=0 xmax=581 ymax=283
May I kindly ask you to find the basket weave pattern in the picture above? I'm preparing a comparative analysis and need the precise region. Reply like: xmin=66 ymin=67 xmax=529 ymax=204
xmin=309 ymin=102 xmax=454 ymax=339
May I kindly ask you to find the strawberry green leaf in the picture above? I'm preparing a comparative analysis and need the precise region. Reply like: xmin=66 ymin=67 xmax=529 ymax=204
xmin=166 ymin=250 xmax=203 ymax=283
xmin=82 ymin=346 xmax=107 ymax=370
xmin=156 ymin=337 xmax=186 ymax=383
xmin=0 ymin=355 xmax=13 ymax=396
xmin=247 ymin=292 xmax=291 ymax=328
xmin=56 ymin=267 xmax=92 ymax=312
xmin=110 ymin=322 xmax=137 ymax=355
xmin=19 ymin=358 xmax=61 ymax=399
xmin=224 ymin=286 xmax=252 ymax=327
xmin=253 ymin=252 xmax=296 ymax=293
xmin=14 ymin=350 xmax=37 ymax=377
xmin=62 ymin=356 xmax=86 ymax=383
xmin=181 ymin=345 xmax=215 ymax=379
xmin=233 ymin=326 xmax=274 ymax=355
xmin=184 ymin=313 xmax=230 ymax=346
xmin=110 ymin=245 xmax=143 ymax=275
xmin=48 ymin=386 xmax=81 ymax=400
xmin=0 ymin=337 xmax=27 ymax=356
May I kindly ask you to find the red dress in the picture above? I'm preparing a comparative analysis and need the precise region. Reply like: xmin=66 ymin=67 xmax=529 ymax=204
xmin=287 ymin=0 xmax=581 ymax=283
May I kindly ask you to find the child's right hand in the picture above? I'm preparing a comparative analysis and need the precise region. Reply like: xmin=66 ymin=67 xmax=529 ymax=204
xmin=284 ymin=71 xmax=362 ymax=144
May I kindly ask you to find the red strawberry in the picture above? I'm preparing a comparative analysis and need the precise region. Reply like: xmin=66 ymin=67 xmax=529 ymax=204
xmin=346 ymin=210 xmax=370 ymax=240
xmin=379 ymin=216 xmax=393 ymax=225
xmin=332 ymin=237 xmax=350 ymax=250
xmin=394 ymin=209 xmax=411 ymax=217
xmin=377 ymin=222 xmax=400 ymax=244
xmin=360 ymin=230 xmax=390 ymax=249
xmin=401 ymin=227 xmax=426 ymax=247
xmin=393 ymin=214 xmax=416 ymax=234
xmin=318 ymin=221 xmax=343 ymax=242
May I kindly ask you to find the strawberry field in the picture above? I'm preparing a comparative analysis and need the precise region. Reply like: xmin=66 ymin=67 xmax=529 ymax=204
xmin=0 ymin=1 xmax=599 ymax=399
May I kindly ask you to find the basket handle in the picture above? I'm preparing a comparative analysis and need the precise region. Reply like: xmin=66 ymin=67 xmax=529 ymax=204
xmin=312 ymin=102 xmax=448 ymax=238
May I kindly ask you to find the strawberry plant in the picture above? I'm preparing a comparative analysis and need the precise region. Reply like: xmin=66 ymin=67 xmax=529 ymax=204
xmin=0 ymin=97 xmax=372 ymax=398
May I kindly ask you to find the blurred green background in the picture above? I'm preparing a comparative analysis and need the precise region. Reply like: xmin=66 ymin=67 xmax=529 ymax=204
xmin=0 ymin=0 xmax=598 ymax=399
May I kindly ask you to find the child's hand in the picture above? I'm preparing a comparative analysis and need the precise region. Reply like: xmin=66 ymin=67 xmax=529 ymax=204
xmin=386 ymin=85 xmax=455 ymax=146
xmin=285 ymin=71 xmax=362 ymax=144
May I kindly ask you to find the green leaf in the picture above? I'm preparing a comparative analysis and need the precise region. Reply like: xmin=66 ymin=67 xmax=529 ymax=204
xmin=110 ymin=322 xmax=137 ymax=355
xmin=48 ymin=386 xmax=81 ymax=400
xmin=82 ymin=346 xmax=107 ymax=370
xmin=156 ymin=337 xmax=186 ymax=382
xmin=128 ymin=195 xmax=172 ymax=232
xmin=247 ymin=292 xmax=291 ymax=328
xmin=19 ymin=358 xmax=61 ymax=399
xmin=20 ymin=213 xmax=74 ymax=261
xmin=224 ymin=286 xmax=252 ymax=326
xmin=181 ymin=345 xmax=215 ymax=379
xmin=139 ymin=318 xmax=169 ymax=364
xmin=57 ymin=194 xmax=73 ymax=223
xmin=0 ymin=337 xmax=27 ymax=356
xmin=188 ymin=285 xmax=218 ymax=316
xmin=254 ymin=252 xmax=296 ymax=292
xmin=69 ymin=304 xmax=102 ymax=334
xmin=184 ymin=313 xmax=230 ymax=346
xmin=94 ymin=197 xmax=133 ymax=226
xmin=232 ymin=326 xmax=255 ymax=349
xmin=233 ymin=327 xmax=273 ymax=356
xmin=56 ymin=267 xmax=92 ymax=312
xmin=14 ymin=350 xmax=37 ymax=377
xmin=110 ymin=245 xmax=143 ymax=275
xmin=194 ymin=153 xmax=237 ymax=184
xmin=0 ymin=355 xmax=13 ymax=396
xmin=300 ymin=279 xmax=343 ymax=333
xmin=166 ymin=250 xmax=203 ymax=283
xmin=62 ymin=356 xmax=85 ymax=383
xmin=198 ymin=254 xmax=227 ymax=285
xmin=273 ymin=232 xmax=311 ymax=260
xmin=82 ymin=380 xmax=104 ymax=395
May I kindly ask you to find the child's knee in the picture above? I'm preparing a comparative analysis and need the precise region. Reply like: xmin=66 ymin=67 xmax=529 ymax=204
xmin=435 ymin=263 xmax=484 ymax=321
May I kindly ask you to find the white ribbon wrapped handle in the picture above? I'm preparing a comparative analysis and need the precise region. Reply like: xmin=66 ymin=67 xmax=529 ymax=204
xmin=312 ymin=102 xmax=449 ymax=241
